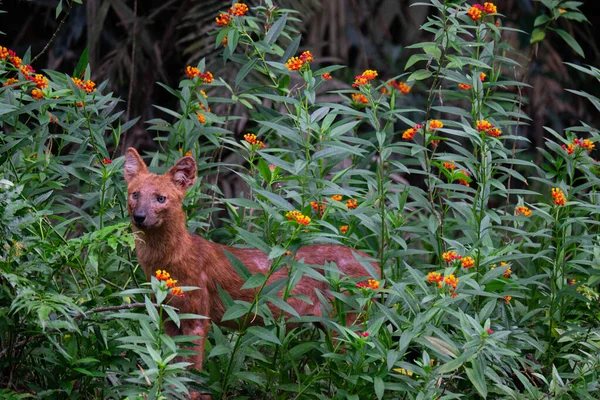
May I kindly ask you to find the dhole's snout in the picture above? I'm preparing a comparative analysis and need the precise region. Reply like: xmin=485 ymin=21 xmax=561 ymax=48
xmin=132 ymin=211 xmax=147 ymax=227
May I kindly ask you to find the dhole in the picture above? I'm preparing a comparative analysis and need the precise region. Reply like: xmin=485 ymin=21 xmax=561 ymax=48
xmin=124 ymin=147 xmax=380 ymax=372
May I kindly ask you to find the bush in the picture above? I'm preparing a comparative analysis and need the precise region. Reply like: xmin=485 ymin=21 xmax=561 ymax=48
xmin=1 ymin=0 xmax=599 ymax=398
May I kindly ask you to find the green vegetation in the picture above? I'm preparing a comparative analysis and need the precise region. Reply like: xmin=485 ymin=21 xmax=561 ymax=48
xmin=1 ymin=1 xmax=599 ymax=398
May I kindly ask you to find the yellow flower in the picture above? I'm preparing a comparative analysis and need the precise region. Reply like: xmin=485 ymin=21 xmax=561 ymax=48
xmin=483 ymin=2 xmax=497 ymax=14
xmin=442 ymin=251 xmax=460 ymax=263
xmin=552 ymin=188 xmax=566 ymax=206
xmin=155 ymin=270 xmax=171 ymax=281
xmin=461 ymin=256 xmax=475 ymax=269
xmin=229 ymin=3 xmax=249 ymax=17
xmin=31 ymin=89 xmax=43 ymax=100
xmin=427 ymin=271 xmax=443 ymax=283
xmin=285 ymin=210 xmax=311 ymax=226
xmin=467 ymin=6 xmax=482 ymax=21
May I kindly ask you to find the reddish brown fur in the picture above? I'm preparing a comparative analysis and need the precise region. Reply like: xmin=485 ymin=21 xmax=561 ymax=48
xmin=124 ymin=148 xmax=380 ymax=372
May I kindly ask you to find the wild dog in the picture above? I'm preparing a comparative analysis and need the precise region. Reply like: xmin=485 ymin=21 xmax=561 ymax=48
xmin=123 ymin=147 xmax=380 ymax=372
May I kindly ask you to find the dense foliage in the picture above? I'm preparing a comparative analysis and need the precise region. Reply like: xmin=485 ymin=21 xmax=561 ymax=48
xmin=1 ymin=0 xmax=599 ymax=398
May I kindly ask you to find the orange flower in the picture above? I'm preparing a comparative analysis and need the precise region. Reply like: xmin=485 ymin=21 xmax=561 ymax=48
xmin=503 ymin=267 xmax=512 ymax=278
xmin=20 ymin=64 xmax=35 ymax=77
xmin=171 ymin=287 xmax=185 ymax=297
xmin=476 ymin=120 xmax=493 ymax=132
xmin=199 ymin=90 xmax=208 ymax=98
xmin=551 ymin=188 xmax=566 ymax=206
xmin=488 ymin=128 xmax=502 ymax=138
xmin=351 ymin=93 xmax=369 ymax=105
xmin=322 ymin=72 xmax=332 ymax=80
xmin=32 ymin=74 xmax=48 ymax=89
xmin=346 ymin=199 xmax=358 ymax=209
xmin=558 ymin=8 xmax=567 ymax=14
xmin=244 ymin=133 xmax=258 ymax=145
xmin=442 ymin=251 xmax=461 ymax=263
xmin=299 ymin=51 xmax=314 ymax=64
xmin=101 ymin=158 xmax=112 ymax=165
xmin=155 ymin=270 xmax=171 ymax=281
xmin=185 ymin=66 xmax=200 ymax=79
xmin=581 ymin=139 xmax=595 ymax=151
xmin=286 ymin=210 xmax=311 ymax=226
xmin=515 ymin=206 xmax=532 ymax=217
xmin=428 ymin=120 xmax=443 ymax=130
xmin=458 ymin=83 xmax=472 ymax=90
xmin=427 ymin=271 xmax=443 ymax=283
xmin=443 ymin=161 xmax=457 ymax=171
xmin=216 ymin=13 xmax=231 ymax=26
xmin=461 ymin=256 xmax=475 ymax=269
xmin=48 ymin=113 xmax=58 ymax=124
xmin=367 ymin=279 xmax=380 ymax=290
xmin=285 ymin=56 xmax=304 ymax=71
xmin=402 ymin=127 xmax=416 ymax=140
xmin=81 ymin=80 xmax=96 ymax=93
xmin=340 ymin=225 xmax=348 ymax=234
xmin=362 ymin=70 xmax=378 ymax=80
xmin=166 ymin=278 xmax=178 ymax=288
xmin=457 ymin=170 xmax=470 ymax=187
xmin=31 ymin=89 xmax=43 ymax=100
xmin=222 ymin=37 xmax=228 ymax=47
xmin=380 ymin=87 xmax=390 ymax=95
xmin=185 ymin=151 xmax=193 ymax=157
xmin=352 ymin=75 xmax=368 ymax=88
xmin=228 ymin=3 xmax=249 ymax=17
xmin=467 ymin=6 xmax=482 ymax=21
xmin=197 ymin=113 xmax=206 ymax=124
xmin=310 ymin=201 xmax=326 ymax=214
xmin=331 ymin=195 xmax=342 ymax=201
xmin=444 ymin=274 xmax=458 ymax=289
xmin=483 ymin=2 xmax=497 ymax=14
xmin=390 ymin=81 xmax=411 ymax=95
xmin=10 ymin=55 xmax=22 ymax=68
xmin=503 ymin=295 xmax=511 ymax=304
xmin=0 ymin=46 xmax=8 ymax=59
xmin=200 ymin=72 xmax=214 ymax=83
xmin=3 ymin=77 xmax=18 ymax=87
xmin=480 ymin=72 xmax=486 ymax=82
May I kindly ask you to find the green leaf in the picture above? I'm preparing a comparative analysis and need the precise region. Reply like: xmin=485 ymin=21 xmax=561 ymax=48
xmin=73 ymin=48 xmax=89 ymax=78
xmin=406 ymin=69 xmax=432 ymax=82
xmin=224 ymin=250 xmax=251 ymax=280
xmin=247 ymin=326 xmax=282 ymax=345
xmin=554 ymin=28 xmax=584 ymax=57
xmin=241 ymin=273 xmax=267 ymax=290
xmin=235 ymin=59 xmax=257 ymax=88
xmin=265 ymin=13 xmax=288 ymax=45
xmin=530 ymin=29 xmax=546 ymax=44
xmin=374 ymin=376 xmax=385 ymax=400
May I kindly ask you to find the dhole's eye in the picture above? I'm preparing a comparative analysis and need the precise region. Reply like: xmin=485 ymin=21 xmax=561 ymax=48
xmin=132 ymin=192 xmax=139 ymax=199
xmin=157 ymin=195 xmax=166 ymax=203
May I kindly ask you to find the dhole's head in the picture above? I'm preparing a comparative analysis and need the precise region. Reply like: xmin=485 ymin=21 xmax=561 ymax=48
xmin=124 ymin=148 xmax=197 ymax=230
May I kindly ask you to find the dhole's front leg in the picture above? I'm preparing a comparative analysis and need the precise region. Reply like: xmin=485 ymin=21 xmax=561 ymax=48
xmin=182 ymin=317 xmax=210 ymax=371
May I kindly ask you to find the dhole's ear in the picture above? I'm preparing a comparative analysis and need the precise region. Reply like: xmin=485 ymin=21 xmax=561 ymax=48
xmin=167 ymin=156 xmax=197 ymax=190
xmin=124 ymin=148 xmax=148 ymax=182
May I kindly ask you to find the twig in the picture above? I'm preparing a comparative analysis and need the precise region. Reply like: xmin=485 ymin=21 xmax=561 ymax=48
xmin=0 ymin=302 xmax=174 ymax=358
xmin=31 ymin=0 xmax=74 ymax=65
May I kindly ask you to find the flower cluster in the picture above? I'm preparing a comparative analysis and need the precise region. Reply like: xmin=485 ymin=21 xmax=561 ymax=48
xmin=428 ymin=120 xmax=443 ymax=130
xmin=552 ymin=188 xmax=566 ymax=206
xmin=443 ymin=161 xmax=457 ymax=171
xmin=197 ymin=113 xmax=206 ymax=124
xmin=155 ymin=269 xmax=185 ymax=297
xmin=352 ymin=69 xmax=378 ymax=88
xmin=388 ymin=80 xmax=411 ymax=95
xmin=480 ymin=72 xmax=486 ymax=82
xmin=184 ymin=66 xmax=214 ymax=83
xmin=31 ymin=89 xmax=43 ymax=100
xmin=310 ymin=201 xmax=326 ymax=216
xmin=356 ymin=279 xmax=380 ymax=290
xmin=72 ymin=77 xmax=97 ymax=93
xmin=428 ymin=272 xmax=458 ymax=296
xmin=215 ymin=3 xmax=249 ymax=26
xmin=402 ymin=124 xmax=423 ymax=140
xmin=346 ymin=199 xmax=358 ymax=209
xmin=331 ymin=194 xmax=343 ymax=202
xmin=340 ymin=225 xmax=348 ymax=234
xmin=515 ymin=206 xmax=532 ymax=217
xmin=243 ymin=133 xmax=266 ymax=149
xmin=285 ymin=51 xmax=314 ymax=71
xmin=442 ymin=251 xmax=462 ymax=263
xmin=322 ymin=72 xmax=332 ymax=80
xmin=351 ymin=93 xmax=369 ymax=105
xmin=457 ymin=170 xmax=471 ymax=187
xmin=458 ymin=83 xmax=472 ymax=90
xmin=467 ymin=2 xmax=497 ymax=22
xmin=476 ymin=119 xmax=502 ymax=138
xmin=461 ymin=256 xmax=475 ymax=269
xmin=101 ymin=158 xmax=112 ymax=165
xmin=562 ymin=138 xmax=595 ymax=154
xmin=286 ymin=210 xmax=311 ymax=226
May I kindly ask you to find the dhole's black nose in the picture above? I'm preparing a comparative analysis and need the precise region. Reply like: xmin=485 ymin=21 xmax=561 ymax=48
xmin=133 ymin=213 xmax=146 ymax=225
